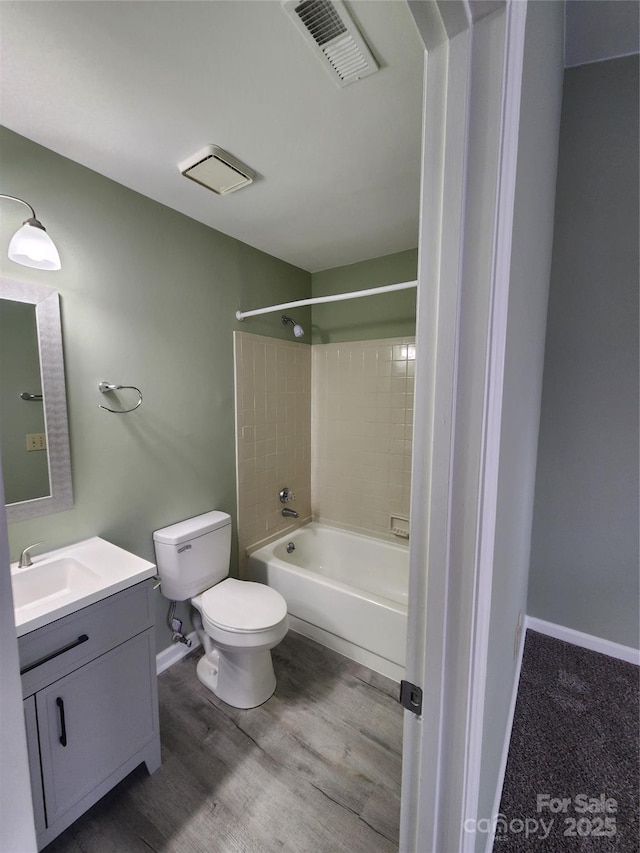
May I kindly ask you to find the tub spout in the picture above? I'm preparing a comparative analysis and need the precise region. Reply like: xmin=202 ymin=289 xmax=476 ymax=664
xmin=282 ymin=508 xmax=299 ymax=519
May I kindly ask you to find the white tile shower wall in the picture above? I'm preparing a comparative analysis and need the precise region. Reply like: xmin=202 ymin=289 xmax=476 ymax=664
xmin=234 ymin=332 xmax=311 ymax=564
xmin=311 ymin=337 xmax=415 ymax=540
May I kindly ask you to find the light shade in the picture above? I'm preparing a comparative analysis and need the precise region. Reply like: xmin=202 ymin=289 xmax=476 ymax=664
xmin=8 ymin=220 xmax=61 ymax=270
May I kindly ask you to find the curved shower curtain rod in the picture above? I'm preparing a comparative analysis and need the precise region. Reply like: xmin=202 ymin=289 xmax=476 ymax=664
xmin=235 ymin=279 xmax=417 ymax=321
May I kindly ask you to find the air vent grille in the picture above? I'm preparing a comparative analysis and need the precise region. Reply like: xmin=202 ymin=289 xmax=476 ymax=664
xmin=284 ymin=0 xmax=379 ymax=88
xmin=324 ymin=35 xmax=368 ymax=80
xmin=295 ymin=0 xmax=346 ymax=46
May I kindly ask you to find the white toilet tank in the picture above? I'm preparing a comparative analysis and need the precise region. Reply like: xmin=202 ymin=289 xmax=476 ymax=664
xmin=153 ymin=511 xmax=232 ymax=601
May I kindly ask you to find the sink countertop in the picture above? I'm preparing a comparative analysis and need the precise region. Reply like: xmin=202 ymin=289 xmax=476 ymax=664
xmin=11 ymin=536 xmax=156 ymax=637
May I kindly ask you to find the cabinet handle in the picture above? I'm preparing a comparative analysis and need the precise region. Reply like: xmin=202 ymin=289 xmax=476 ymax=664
xmin=56 ymin=697 xmax=67 ymax=747
xmin=20 ymin=634 xmax=90 ymax=675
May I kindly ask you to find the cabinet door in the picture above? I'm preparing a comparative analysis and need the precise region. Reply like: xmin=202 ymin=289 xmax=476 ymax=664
xmin=36 ymin=630 xmax=157 ymax=825
xmin=23 ymin=696 xmax=47 ymax=836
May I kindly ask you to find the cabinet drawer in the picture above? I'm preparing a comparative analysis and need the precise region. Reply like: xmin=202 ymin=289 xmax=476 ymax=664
xmin=19 ymin=581 xmax=154 ymax=698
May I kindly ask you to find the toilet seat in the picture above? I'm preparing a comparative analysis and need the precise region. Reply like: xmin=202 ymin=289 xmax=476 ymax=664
xmin=200 ymin=578 xmax=287 ymax=633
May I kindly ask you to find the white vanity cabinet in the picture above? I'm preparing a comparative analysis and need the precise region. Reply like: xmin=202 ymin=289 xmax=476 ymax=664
xmin=18 ymin=580 xmax=161 ymax=850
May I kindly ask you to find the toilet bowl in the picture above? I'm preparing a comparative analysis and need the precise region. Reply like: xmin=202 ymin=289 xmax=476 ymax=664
xmin=153 ymin=511 xmax=289 ymax=709
xmin=191 ymin=578 xmax=288 ymax=708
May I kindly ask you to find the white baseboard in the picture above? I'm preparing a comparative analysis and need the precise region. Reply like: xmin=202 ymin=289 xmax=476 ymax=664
xmin=484 ymin=623 xmax=527 ymax=853
xmin=156 ymin=630 xmax=201 ymax=675
xmin=526 ymin=616 xmax=640 ymax=666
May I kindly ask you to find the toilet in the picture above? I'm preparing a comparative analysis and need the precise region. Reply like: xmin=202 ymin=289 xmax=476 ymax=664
xmin=153 ymin=511 xmax=288 ymax=709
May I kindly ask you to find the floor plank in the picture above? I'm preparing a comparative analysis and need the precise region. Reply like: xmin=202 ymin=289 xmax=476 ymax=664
xmin=44 ymin=632 xmax=403 ymax=853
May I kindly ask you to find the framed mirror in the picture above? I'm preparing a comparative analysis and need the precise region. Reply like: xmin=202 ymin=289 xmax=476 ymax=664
xmin=0 ymin=278 xmax=73 ymax=522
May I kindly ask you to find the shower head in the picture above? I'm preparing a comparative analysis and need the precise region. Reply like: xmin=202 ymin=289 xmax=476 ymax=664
xmin=281 ymin=315 xmax=304 ymax=338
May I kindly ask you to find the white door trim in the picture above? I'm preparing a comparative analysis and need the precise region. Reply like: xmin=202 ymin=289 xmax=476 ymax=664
xmin=461 ymin=2 xmax=528 ymax=848
xmin=0 ymin=481 xmax=38 ymax=851
xmin=401 ymin=2 xmax=528 ymax=850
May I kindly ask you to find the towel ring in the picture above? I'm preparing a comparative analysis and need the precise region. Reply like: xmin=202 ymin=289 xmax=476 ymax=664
xmin=98 ymin=381 xmax=143 ymax=414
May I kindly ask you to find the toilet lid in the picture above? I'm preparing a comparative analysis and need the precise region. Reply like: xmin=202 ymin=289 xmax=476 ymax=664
xmin=201 ymin=578 xmax=287 ymax=632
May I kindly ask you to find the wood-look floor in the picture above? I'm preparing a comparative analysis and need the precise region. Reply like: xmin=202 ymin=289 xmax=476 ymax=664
xmin=45 ymin=632 xmax=403 ymax=853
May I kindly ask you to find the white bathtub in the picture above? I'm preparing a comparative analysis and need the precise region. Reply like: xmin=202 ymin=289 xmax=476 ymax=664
xmin=246 ymin=523 xmax=409 ymax=681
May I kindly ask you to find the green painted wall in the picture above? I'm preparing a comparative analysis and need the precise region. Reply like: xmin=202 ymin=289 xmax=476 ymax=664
xmin=311 ymin=249 xmax=417 ymax=343
xmin=1 ymin=127 xmax=310 ymax=651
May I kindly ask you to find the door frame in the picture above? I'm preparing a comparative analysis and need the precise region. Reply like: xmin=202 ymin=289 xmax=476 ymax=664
xmin=402 ymin=1 xmax=528 ymax=849
xmin=0 ymin=485 xmax=38 ymax=851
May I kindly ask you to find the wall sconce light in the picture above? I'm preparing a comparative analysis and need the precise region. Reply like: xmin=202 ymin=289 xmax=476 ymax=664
xmin=1 ymin=194 xmax=61 ymax=270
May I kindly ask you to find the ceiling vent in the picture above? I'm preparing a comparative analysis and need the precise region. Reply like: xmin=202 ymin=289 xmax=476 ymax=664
xmin=178 ymin=145 xmax=255 ymax=196
xmin=283 ymin=0 xmax=379 ymax=87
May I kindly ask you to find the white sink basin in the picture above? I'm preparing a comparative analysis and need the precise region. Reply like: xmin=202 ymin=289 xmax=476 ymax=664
xmin=11 ymin=537 xmax=156 ymax=637
xmin=11 ymin=557 xmax=102 ymax=611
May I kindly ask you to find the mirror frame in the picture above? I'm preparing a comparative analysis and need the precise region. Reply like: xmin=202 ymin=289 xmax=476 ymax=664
xmin=1 ymin=277 xmax=73 ymax=522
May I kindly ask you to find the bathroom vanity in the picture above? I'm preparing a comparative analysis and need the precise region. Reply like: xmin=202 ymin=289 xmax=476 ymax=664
xmin=12 ymin=538 xmax=160 ymax=849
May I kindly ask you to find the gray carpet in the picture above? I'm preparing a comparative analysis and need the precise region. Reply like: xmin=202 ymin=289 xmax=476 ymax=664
xmin=495 ymin=630 xmax=639 ymax=851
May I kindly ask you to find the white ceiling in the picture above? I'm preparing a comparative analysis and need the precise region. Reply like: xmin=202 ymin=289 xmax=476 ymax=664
xmin=0 ymin=1 xmax=425 ymax=273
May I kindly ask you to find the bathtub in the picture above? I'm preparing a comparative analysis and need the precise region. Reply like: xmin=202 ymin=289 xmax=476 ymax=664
xmin=246 ymin=523 xmax=408 ymax=681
